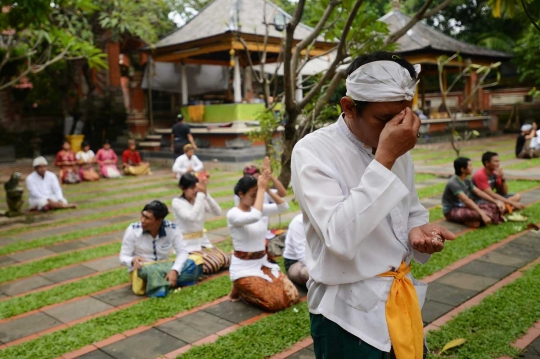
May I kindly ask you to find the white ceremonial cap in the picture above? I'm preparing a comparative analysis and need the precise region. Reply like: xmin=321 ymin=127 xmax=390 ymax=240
xmin=33 ymin=156 xmax=48 ymax=167
xmin=346 ymin=60 xmax=421 ymax=102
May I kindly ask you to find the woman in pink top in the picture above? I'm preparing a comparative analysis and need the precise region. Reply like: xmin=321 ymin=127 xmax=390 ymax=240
xmin=95 ymin=140 xmax=122 ymax=178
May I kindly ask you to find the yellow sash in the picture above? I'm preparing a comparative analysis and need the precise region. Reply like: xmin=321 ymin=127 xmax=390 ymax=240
xmin=378 ymin=262 xmax=423 ymax=359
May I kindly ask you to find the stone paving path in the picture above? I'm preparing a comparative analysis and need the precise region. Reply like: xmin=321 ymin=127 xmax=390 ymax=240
xmin=0 ymin=137 xmax=539 ymax=359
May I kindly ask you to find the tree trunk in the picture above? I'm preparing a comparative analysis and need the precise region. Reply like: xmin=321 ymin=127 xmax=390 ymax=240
xmin=278 ymin=108 xmax=299 ymax=188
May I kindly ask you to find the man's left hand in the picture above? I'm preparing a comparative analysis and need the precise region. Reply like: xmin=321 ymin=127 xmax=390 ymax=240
xmin=409 ymin=223 xmax=456 ymax=254
xmin=165 ymin=270 xmax=178 ymax=288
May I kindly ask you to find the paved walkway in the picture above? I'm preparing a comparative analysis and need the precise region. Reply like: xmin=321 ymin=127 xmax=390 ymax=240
xmin=0 ymin=136 xmax=539 ymax=358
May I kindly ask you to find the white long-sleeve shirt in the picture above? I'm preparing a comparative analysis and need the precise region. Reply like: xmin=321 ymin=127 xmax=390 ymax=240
xmin=119 ymin=220 xmax=189 ymax=274
xmin=25 ymin=171 xmax=66 ymax=204
xmin=234 ymin=189 xmax=278 ymax=239
xmin=171 ymin=192 xmax=222 ymax=252
xmin=282 ymin=213 xmax=306 ymax=264
xmin=291 ymin=116 xmax=430 ymax=352
xmin=172 ymin=154 xmax=204 ymax=179
xmin=227 ymin=201 xmax=289 ymax=282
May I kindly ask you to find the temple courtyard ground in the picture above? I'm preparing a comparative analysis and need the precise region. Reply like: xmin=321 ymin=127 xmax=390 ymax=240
xmin=0 ymin=135 xmax=539 ymax=359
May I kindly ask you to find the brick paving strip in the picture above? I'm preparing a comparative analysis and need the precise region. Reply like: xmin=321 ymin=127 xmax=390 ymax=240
xmin=0 ymin=271 xmax=230 ymax=348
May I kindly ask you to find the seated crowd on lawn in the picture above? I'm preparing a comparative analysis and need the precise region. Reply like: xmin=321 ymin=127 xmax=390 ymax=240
xmin=116 ymin=155 xmax=304 ymax=315
xmin=443 ymin=152 xmax=524 ymax=228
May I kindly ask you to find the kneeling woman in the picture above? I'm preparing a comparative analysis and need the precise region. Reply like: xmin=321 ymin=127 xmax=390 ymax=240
xmin=227 ymin=172 xmax=298 ymax=312
xmin=171 ymin=173 xmax=229 ymax=274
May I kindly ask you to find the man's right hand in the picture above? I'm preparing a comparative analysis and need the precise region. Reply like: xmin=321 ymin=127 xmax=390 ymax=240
xmin=375 ymin=107 xmax=421 ymax=170
xmin=132 ymin=256 xmax=146 ymax=270
xmin=196 ymin=177 xmax=208 ymax=194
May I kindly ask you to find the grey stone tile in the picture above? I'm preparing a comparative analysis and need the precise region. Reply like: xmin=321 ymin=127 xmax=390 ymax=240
xmin=46 ymin=240 xmax=89 ymax=253
xmin=529 ymin=337 xmax=540 ymax=355
xmin=101 ymin=328 xmax=186 ymax=359
xmin=77 ymin=350 xmax=115 ymax=359
xmin=83 ymin=256 xmax=121 ymax=272
xmin=44 ymin=297 xmax=113 ymax=323
xmin=421 ymin=300 xmax=454 ymax=324
xmin=426 ymin=282 xmax=477 ymax=306
xmin=476 ymin=251 xmax=528 ymax=268
xmin=439 ymin=221 xmax=468 ymax=234
xmin=80 ymin=234 xmax=121 ymax=246
xmin=93 ymin=286 xmax=140 ymax=307
xmin=156 ymin=311 xmax=233 ymax=343
xmin=8 ymin=248 xmax=56 ymax=262
xmin=513 ymin=232 xmax=540 ymax=249
xmin=437 ymin=272 xmax=498 ymax=292
xmin=209 ymin=227 xmax=230 ymax=237
xmin=306 ymin=344 xmax=314 ymax=351
xmin=519 ymin=354 xmax=540 ymax=359
xmin=286 ymin=349 xmax=316 ymax=359
xmin=496 ymin=243 xmax=540 ymax=261
xmin=0 ymin=312 xmax=61 ymax=343
xmin=41 ymin=265 xmax=97 ymax=283
xmin=0 ymin=255 xmax=19 ymax=267
xmin=203 ymin=300 xmax=263 ymax=324
xmin=107 ymin=215 xmax=134 ymax=224
xmin=0 ymin=275 xmax=54 ymax=296
xmin=456 ymin=260 xmax=516 ymax=280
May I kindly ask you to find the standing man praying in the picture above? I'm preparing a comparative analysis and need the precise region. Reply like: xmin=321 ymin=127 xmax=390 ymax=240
xmin=291 ymin=52 xmax=456 ymax=359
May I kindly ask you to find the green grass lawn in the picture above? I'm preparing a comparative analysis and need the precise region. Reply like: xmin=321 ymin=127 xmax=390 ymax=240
xmin=427 ymin=263 xmax=540 ymax=359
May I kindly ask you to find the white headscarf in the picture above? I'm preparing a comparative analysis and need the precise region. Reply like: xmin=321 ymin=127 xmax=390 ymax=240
xmin=346 ymin=60 xmax=421 ymax=102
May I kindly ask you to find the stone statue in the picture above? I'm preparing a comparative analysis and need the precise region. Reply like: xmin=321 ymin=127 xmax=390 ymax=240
xmin=4 ymin=172 xmax=24 ymax=217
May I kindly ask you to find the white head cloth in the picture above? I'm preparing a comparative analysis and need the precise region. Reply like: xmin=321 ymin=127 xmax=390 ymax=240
xmin=346 ymin=60 xmax=421 ymax=102
xmin=521 ymin=124 xmax=533 ymax=132
xmin=33 ymin=156 xmax=48 ymax=167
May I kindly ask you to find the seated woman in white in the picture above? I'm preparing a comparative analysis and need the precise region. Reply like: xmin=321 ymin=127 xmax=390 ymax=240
xmin=227 ymin=167 xmax=298 ymax=312
xmin=172 ymin=144 xmax=203 ymax=179
xmin=283 ymin=213 xmax=308 ymax=286
xmin=171 ymin=173 xmax=229 ymax=274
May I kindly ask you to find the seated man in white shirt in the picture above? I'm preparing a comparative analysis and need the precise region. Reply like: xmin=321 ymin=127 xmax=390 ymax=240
xmin=172 ymin=144 xmax=204 ymax=179
xmin=119 ymin=200 xmax=199 ymax=295
xmin=25 ymin=156 xmax=76 ymax=211
xmin=292 ymin=52 xmax=456 ymax=359
xmin=283 ymin=213 xmax=308 ymax=286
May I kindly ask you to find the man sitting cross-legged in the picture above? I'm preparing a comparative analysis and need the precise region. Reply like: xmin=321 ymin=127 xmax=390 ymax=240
xmin=119 ymin=200 xmax=203 ymax=297
xmin=26 ymin=156 xmax=77 ymax=211
xmin=473 ymin=151 xmax=524 ymax=212
xmin=443 ymin=157 xmax=505 ymax=228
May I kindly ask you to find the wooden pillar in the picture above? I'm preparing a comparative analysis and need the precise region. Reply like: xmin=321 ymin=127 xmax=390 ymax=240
xmin=233 ymin=56 xmax=242 ymax=103
xmin=181 ymin=64 xmax=188 ymax=106
xmin=106 ymin=41 xmax=121 ymax=88
xmin=469 ymin=71 xmax=477 ymax=111
xmin=243 ymin=67 xmax=253 ymax=102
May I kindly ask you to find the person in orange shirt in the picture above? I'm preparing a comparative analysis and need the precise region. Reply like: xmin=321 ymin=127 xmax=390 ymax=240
xmin=122 ymin=139 xmax=152 ymax=176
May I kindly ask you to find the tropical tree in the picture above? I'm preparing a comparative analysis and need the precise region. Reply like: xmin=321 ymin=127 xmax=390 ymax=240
xmin=275 ymin=0 xmax=454 ymax=187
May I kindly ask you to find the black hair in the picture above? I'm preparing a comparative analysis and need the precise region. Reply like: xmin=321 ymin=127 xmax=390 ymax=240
xmin=142 ymin=200 xmax=169 ymax=220
xmin=346 ymin=51 xmax=418 ymax=114
xmin=454 ymin=157 xmax=471 ymax=176
xmin=62 ymin=140 xmax=70 ymax=146
xmin=81 ymin=141 xmax=89 ymax=148
xmin=234 ymin=175 xmax=258 ymax=196
xmin=176 ymin=114 xmax=184 ymax=122
xmin=481 ymin=151 xmax=498 ymax=166
xmin=179 ymin=173 xmax=199 ymax=190
xmin=103 ymin=139 xmax=110 ymax=145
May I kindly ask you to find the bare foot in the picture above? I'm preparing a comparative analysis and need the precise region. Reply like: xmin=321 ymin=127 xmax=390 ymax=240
xmin=229 ymin=286 xmax=240 ymax=302
xmin=464 ymin=220 xmax=480 ymax=228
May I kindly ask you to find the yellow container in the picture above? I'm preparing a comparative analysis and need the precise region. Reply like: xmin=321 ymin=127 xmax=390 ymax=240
xmin=65 ymin=135 xmax=85 ymax=153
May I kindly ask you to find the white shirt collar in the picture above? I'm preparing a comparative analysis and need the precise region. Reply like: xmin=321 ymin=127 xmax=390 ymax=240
xmin=336 ymin=114 xmax=373 ymax=153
